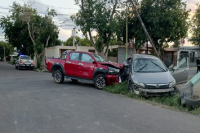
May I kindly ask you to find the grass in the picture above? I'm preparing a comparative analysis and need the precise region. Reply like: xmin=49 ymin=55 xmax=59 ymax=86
xmin=104 ymin=82 xmax=200 ymax=115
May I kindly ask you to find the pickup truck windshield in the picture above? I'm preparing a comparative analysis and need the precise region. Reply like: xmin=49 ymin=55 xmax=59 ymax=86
xmin=92 ymin=55 xmax=107 ymax=62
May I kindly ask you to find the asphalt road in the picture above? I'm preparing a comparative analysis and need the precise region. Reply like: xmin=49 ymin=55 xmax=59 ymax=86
xmin=0 ymin=62 xmax=200 ymax=133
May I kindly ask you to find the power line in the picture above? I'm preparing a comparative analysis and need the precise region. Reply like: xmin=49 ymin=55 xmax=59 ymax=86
xmin=19 ymin=0 xmax=79 ymax=10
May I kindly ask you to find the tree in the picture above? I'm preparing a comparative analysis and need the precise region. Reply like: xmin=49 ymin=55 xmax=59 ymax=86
xmin=0 ymin=2 xmax=60 ymax=67
xmin=0 ymin=41 xmax=13 ymax=60
xmin=64 ymin=37 xmax=91 ymax=46
xmin=71 ymin=0 xmax=122 ymax=58
xmin=190 ymin=4 xmax=200 ymax=46
xmin=172 ymin=40 xmax=181 ymax=48
xmin=125 ymin=0 xmax=190 ymax=55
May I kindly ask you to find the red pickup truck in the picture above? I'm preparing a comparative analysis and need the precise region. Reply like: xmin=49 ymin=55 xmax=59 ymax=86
xmin=46 ymin=51 xmax=123 ymax=89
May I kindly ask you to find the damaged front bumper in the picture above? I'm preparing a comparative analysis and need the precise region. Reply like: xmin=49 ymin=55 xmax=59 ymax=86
xmin=137 ymin=87 xmax=175 ymax=96
xmin=106 ymin=75 xmax=120 ymax=85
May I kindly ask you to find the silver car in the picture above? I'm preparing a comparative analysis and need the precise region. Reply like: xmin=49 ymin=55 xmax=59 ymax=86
xmin=127 ymin=54 xmax=188 ymax=96
xmin=15 ymin=55 xmax=35 ymax=70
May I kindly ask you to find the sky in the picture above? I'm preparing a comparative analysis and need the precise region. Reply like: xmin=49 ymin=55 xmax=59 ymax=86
xmin=0 ymin=0 xmax=199 ymax=46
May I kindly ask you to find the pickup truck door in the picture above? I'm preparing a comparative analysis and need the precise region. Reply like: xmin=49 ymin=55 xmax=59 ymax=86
xmin=65 ymin=52 xmax=81 ymax=77
xmin=170 ymin=57 xmax=189 ymax=84
xmin=78 ymin=53 xmax=96 ymax=79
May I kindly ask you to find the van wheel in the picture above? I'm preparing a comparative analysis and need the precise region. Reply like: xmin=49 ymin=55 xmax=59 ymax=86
xmin=94 ymin=74 xmax=107 ymax=90
xmin=53 ymin=69 xmax=64 ymax=84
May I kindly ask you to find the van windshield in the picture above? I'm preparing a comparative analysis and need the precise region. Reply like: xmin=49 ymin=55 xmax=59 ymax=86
xmin=133 ymin=58 xmax=167 ymax=72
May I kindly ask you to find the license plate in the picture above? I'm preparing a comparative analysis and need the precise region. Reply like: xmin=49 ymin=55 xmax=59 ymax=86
xmin=26 ymin=64 xmax=30 ymax=66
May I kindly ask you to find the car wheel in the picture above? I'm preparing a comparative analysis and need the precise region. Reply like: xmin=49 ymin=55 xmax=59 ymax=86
xmin=15 ymin=64 xmax=18 ymax=69
xmin=18 ymin=66 xmax=21 ymax=70
xmin=53 ymin=69 xmax=64 ymax=84
xmin=71 ymin=79 xmax=78 ymax=82
xmin=128 ymin=80 xmax=140 ymax=95
xmin=94 ymin=74 xmax=107 ymax=90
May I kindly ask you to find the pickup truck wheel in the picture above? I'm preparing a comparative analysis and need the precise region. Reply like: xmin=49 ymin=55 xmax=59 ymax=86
xmin=94 ymin=74 xmax=107 ymax=90
xmin=71 ymin=79 xmax=78 ymax=82
xmin=53 ymin=69 xmax=64 ymax=84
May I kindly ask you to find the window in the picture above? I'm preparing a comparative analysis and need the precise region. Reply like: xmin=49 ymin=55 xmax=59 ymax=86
xmin=70 ymin=53 xmax=80 ymax=61
xmin=60 ymin=54 xmax=67 ymax=59
xmin=81 ymin=54 xmax=94 ymax=63
xmin=133 ymin=58 xmax=167 ymax=72
xmin=20 ymin=55 xmax=30 ymax=60
xmin=179 ymin=58 xmax=187 ymax=68
xmin=92 ymin=54 xmax=107 ymax=62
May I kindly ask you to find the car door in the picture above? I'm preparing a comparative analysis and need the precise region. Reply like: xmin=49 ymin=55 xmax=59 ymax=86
xmin=170 ymin=57 xmax=189 ymax=84
xmin=65 ymin=52 xmax=81 ymax=77
xmin=78 ymin=53 xmax=96 ymax=79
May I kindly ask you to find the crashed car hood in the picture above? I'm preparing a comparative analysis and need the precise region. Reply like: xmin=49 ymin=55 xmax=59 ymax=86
xmin=134 ymin=71 xmax=174 ymax=84
xmin=99 ymin=62 xmax=123 ymax=69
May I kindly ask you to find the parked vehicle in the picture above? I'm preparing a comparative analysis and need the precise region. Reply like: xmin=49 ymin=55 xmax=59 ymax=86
xmin=127 ymin=54 xmax=188 ymax=96
xmin=15 ymin=55 xmax=35 ymax=70
xmin=46 ymin=51 xmax=123 ymax=89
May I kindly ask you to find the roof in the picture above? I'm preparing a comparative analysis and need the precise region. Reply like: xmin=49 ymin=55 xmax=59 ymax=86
xmin=164 ymin=48 xmax=178 ymax=52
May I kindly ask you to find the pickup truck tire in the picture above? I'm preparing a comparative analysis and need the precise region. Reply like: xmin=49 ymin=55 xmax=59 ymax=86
xmin=94 ymin=74 xmax=107 ymax=90
xmin=53 ymin=69 xmax=64 ymax=84
xmin=71 ymin=79 xmax=78 ymax=82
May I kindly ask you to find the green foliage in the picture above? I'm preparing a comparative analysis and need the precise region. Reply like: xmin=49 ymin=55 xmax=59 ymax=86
xmin=125 ymin=0 xmax=190 ymax=52
xmin=71 ymin=0 xmax=122 ymax=56
xmin=108 ymin=49 xmax=118 ymax=57
xmin=172 ymin=40 xmax=181 ymax=48
xmin=0 ymin=41 xmax=13 ymax=59
xmin=64 ymin=37 xmax=91 ymax=46
xmin=104 ymin=82 xmax=200 ymax=115
xmin=0 ymin=2 xmax=60 ymax=56
xmin=190 ymin=5 xmax=200 ymax=46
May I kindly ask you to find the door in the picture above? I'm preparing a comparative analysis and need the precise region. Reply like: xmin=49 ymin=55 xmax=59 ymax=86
xmin=171 ymin=57 xmax=189 ymax=84
xmin=65 ymin=52 xmax=81 ymax=77
xmin=78 ymin=53 xmax=96 ymax=79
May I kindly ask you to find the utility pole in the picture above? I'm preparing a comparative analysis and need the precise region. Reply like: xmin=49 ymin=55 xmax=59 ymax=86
xmin=129 ymin=0 xmax=159 ymax=58
xmin=126 ymin=5 xmax=128 ymax=59
xmin=4 ymin=45 xmax=6 ymax=62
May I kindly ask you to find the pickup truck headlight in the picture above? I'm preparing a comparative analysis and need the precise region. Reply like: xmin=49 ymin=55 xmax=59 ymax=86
xmin=133 ymin=80 xmax=145 ymax=88
xmin=169 ymin=80 xmax=176 ymax=88
xmin=108 ymin=66 xmax=120 ymax=73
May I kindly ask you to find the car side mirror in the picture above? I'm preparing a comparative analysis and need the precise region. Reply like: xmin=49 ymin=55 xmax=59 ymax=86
xmin=93 ymin=61 xmax=97 ymax=64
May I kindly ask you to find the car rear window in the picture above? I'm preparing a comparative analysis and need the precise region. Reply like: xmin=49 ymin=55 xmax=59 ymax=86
xmin=20 ymin=56 xmax=30 ymax=60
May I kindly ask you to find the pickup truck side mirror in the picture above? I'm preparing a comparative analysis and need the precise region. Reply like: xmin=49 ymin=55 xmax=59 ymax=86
xmin=93 ymin=61 xmax=97 ymax=64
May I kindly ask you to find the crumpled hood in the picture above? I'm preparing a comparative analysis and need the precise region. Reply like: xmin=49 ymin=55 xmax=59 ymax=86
xmin=133 ymin=71 xmax=174 ymax=84
xmin=99 ymin=62 xmax=123 ymax=69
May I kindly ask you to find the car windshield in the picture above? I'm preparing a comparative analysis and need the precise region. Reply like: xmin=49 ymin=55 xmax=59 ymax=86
xmin=133 ymin=58 xmax=167 ymax=72
xmin=92 ymin=54 xmax=107 ymax=62
xmin=20 ymin=55 xmax=30 ymax=60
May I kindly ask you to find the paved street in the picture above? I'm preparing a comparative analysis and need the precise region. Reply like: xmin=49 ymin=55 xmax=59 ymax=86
xmin=0 ymin=62 xmax=200 ymax=133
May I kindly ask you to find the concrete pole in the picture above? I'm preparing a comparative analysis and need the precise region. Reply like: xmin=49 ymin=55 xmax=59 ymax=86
xmin=4 ymin=46 xmax=6 ymax=62
xmin=126 ymin=5 xmax=128 ymax=60
xmin=129 ymin=0 xmax=159 ymax=58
